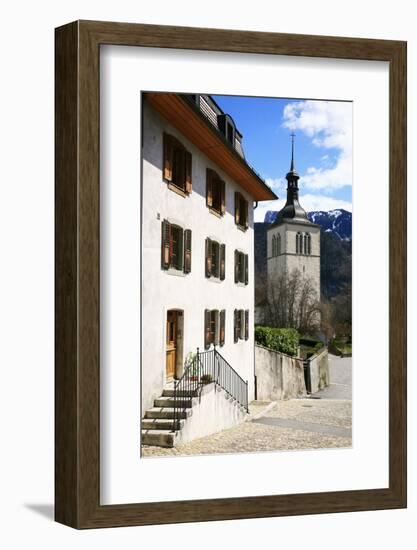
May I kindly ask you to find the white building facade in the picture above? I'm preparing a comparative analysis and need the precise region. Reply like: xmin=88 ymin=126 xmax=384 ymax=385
xmin=141 ymin=93 xmax=276 ymax=436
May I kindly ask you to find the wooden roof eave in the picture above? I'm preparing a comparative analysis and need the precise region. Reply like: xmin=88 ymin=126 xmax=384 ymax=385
xmin=144 ymin=92 xmax=277 ymax=202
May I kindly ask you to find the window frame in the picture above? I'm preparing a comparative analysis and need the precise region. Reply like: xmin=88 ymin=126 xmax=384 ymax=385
xmin=234 ymin=250 xmax=249 ymax=285
xmin=161 ymin=220 xmax=191 ymax=274
xmin=234 ymin=192 xmax=249 ymax=230
xmin=163 ymin=132 xmax=192 ymax=196
xmin=206 ymin=168 xmax=226 ymax=217
xmin=204 ymin=309 xmax=226 ymax=349
xmin=206 ymin=237 xmax=226 ymax=280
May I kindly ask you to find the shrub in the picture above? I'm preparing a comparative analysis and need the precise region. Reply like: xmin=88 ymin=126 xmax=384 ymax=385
xmin=255 ymin=326 xmax=299 ymax=356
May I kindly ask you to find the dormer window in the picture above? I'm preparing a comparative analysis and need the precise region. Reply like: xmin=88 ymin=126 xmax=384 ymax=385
xmin=218 ymin=113 xmax=236 ymax=147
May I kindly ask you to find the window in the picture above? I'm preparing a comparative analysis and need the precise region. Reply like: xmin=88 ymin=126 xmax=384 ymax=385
xmin=234 ymin=309 xmax=249 ymax=342
xmin=163 ymin=133 xmax=192 ymax=195
xmin=226 ymin=121 xmax=235 ymax=145
xmin=204 ymin=309 xmax=226 ymax=349
xmin=296 ymin=234 xmax=300 ymax=253
xmin=206 ymin=238 xmax=225 ymax=280
xmin=161 ymin=220 xmax=192 ymax=273
xmin=272 ymin=233 xmax=281 ymax=257
xmin=234 ymin=250 xmax=248 ymax=285
xmin=218 ymin=113 xmax=236 ymax=147
xmin=206 ymin=169 xmax=226 ymax=216
xmin=235 ymin=192 xmax=249 ymax=230
xmin=296 ymin=231 xmax=311 ymax=255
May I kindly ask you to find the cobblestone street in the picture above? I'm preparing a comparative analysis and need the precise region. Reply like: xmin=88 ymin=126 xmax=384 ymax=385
xmin=142 ymin=398 xmax=351 ymax=458
xmin=142 ymin=355 xmax=352 ymax=458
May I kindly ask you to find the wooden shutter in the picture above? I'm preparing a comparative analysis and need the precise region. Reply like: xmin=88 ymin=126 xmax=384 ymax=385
xmin=220 ymin=180 xmax=226 ymax=215
xmin=234 ymin=250 xmax=239 ymax=283
xmin=161 ymin=220 xmax=171 ymax=269
xmin=220 ymin=310 xmax=225 ymax=346
xmin=234 ymin=309 xmax=239 ymax=343
xmin=206 ymin=169 xmax=213 ymax=207
xmin=220 ymin=244 xmax=226 ymax=281
xmin=185 ymin=151 xmax=192 ymax=194
xmin=163 ymin=133 xmax=173 ymax=181
xmin=244 ymin=198 xmax=249 ymax=229
xmin=244 ymin=254 xmax=249 ymax=285
xmin=245 ymin=309 xmax=249 ymax=340
xmin=235 ymin=192 xmax=240 ymax=225
xmin=183 ymin=229 xmax=192 ymax=274
xmin=205 ymin=238 xmax=212 ymax=277
xmin=213 ymin=311 xmax=219 ymax=346
xmin=204 ymin=309 xmax=211 ymax=350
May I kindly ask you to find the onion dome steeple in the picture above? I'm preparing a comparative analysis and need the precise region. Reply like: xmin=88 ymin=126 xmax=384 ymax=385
xmin=277 ymin=133 xmax=309 ymax=224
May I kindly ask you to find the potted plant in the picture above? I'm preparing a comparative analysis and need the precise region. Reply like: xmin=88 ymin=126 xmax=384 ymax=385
xmin=184 ymin=351 xmax=198 ymax=380
xmin=201 ymin=373 xmax=213 ymax=385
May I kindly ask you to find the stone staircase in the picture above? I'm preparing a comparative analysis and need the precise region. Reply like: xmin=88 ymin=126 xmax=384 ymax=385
xmin=141 ymin=385 xmax=198 ymax=448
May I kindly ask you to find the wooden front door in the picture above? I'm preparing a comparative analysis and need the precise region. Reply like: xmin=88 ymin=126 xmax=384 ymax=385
xmin=166 ymin=311 xmax=178 ymax=379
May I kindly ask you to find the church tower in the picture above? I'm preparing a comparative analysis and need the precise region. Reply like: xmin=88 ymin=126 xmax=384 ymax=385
xmin=267 ymin=135 xmax=321 ymax=314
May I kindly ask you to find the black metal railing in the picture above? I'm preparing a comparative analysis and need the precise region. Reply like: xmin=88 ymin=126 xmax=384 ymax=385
xmin=172 ymin=347 xmax=249 ymax=432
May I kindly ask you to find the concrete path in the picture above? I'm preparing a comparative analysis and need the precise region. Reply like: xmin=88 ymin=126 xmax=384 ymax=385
xmin=252 ymin=416 xmax=351 ymax=439
xmin=314 ymin=354 xmax=352 ymax=399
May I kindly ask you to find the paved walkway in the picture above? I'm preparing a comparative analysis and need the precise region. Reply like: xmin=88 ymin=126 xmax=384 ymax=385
xmin=142 ymin=353 xmax=352 ymax=458
xmin=315 ymin=355 xmax=352 ymax=400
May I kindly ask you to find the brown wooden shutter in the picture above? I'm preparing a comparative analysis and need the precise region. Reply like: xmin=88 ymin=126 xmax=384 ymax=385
xmin=205 ymin=238 xmax=212 ymax=277
xmin=185 ymin=151 xmax=192 ymax=194
xmin=244 ymin=198 xmax=249 ymax=229
xmin=183 ymin=229 xmax=192 ymax=274
xmin=163 ymin=133 xmax=173 ymax=181
xmin=220 ymin=244 xmax=226 ymax=281
xmin=220 ymin=180 xmax=226 ymax=215
xmin=206 ymin=169 xmax=213 ymax=207
xmin=220 ymin=310 xmax=225 ymax=346
xmin=235 ymin=192 xmax=240 ymax=225
xmin=204 ymin=309 xmax=211 ymax=350
xmin=245 ymin=309 xmax=249 ymax=340
xmin=244 ymin=254 xmax=249 ymax=285
xmin=234 ymin=309 xmax=239 ymax=343
xmin=161 ymin=220 xmax=171 ymax=269
xmin=234 ymin=250 xmax=239 ymax=283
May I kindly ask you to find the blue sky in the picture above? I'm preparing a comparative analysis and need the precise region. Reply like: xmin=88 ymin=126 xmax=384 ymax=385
xmin=212 ymin=95 xmax=352 ymax=223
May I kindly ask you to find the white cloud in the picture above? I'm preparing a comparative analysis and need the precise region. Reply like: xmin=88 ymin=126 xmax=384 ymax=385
xmin=254 ymin=194 xmax=352 ymax=223
xmin=282 ymin=100 xmax=352 ymax=191
xmin=265 ymin=177 xmax=285 ymax=192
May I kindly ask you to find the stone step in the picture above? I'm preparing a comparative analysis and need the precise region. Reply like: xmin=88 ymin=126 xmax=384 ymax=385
xmin=141 ymin=418 xmax=184 ymax=431
xmin=154 ymin=396 xmax=193 ymax=408
xmin=141 ymin=429 xmax=175 ymax=448
xmin=145 ymin=407 xmax=192 ymax=420
xmin=162 ymin=388 xmax=198 ymax=398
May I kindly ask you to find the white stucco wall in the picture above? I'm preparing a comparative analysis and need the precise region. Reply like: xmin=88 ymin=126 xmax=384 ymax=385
xmin=141 ymin=100 xmax=255 ymax=414
xmin=175 ymin=383 xmax=248 ymax=446
xmin=267 ymin=222 xmax=321 ymax=301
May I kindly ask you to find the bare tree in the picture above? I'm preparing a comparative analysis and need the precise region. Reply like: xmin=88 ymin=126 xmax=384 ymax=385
xmin=266 ymin=268 xmax=321 ymax=333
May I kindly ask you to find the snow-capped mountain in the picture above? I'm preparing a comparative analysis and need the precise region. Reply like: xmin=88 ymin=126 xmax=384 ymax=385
xmin=264 ymin=209 xmax=352 ymax=241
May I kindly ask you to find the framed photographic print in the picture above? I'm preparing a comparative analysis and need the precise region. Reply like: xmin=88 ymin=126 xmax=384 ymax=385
xmin=55 ymin=20 xmax=406 ymax=528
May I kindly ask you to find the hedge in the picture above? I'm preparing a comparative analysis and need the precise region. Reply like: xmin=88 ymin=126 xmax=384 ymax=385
xmin=255 ymin=326 xmax=299 ymax=356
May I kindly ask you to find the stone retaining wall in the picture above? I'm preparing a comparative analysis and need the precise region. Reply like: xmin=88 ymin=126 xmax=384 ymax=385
xmin=255 ymin=345 xmax=307 ymax=400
